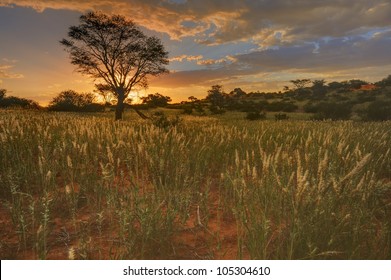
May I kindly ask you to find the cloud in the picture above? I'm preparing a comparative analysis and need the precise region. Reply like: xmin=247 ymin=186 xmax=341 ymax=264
xmin=0 ymin=61 xmax=24 ymax=87
xmin=0 ymin=64 xmax=24 ymax=79
xmin=2 ymin=0 xmax=391 ymax=100
xmin=152 ymin=29 xmax=391 ymax=88
xmin=2 ymin=0 xmax=390 ymax=46
xmin=169 ymin=54 xmax=203 ymax=62
xmin=233 ymin=30 xmax=391 ymax=73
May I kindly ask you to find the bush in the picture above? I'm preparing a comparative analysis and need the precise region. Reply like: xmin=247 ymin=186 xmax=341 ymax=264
xmin=0 ymin=90 xmax=40 ymax=109
xmin=361 ymin=101 xmax=391 ymax=121
xmin=265 ymin=101 xmax=298 ymax=112
xmin=313 ymin=102 xmax=352 ymax=120
xmin=48 ymin=90 xmax=103 ymax=112
xmin=141 ymin=93 xmax=172 ymax=108
xmin=246 ymin=111 xmax=266 ymax=121
xmin=237 ymin=100 xmax=268 ymax=113
xmin=151 ymin=111 xmax=181 ymax=129
xmin=303 ymin=102 xmax=319 ymax=113
xmin=356 ymin=93 xmax=376 ymax=103
xmin=209 ymin=105 xmax=225 ymax=114
xmin=0 ymin=89 xmax=5 ymax=100
xmin=182 ymin=106 xmax=193 ymax=115
xmin=275 ymin=113 xmax=289 ymax=120
xmin=82 ymin=103 xmax=105 ymax=112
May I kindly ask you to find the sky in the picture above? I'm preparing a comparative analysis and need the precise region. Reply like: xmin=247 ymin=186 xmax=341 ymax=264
xmin=1 ymin=0 xmax=391 ymax=105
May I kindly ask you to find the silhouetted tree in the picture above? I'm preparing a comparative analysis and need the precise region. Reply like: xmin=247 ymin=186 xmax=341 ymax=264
xmin=0 ymin=89 xmax=40 ymax=109
xmin=348 ymin=79 xmax=368 ymax=89
xmin=141 ymin=93 xmax=171 ymax=107
xmin=230 ymin=88 xmax=246 ymax=98
xmin=48 ymin=90 xmax=101 ymax=112
xmin=0 ymin=89 xmax=6 ymax=100
xmin=311 ymin=79 xmax=327 ymax=97
xmin=328 ymin=81 xmax=351 ymax=93
xmin=188 ymin=96 xmax=198 ymax=102
xmin=60 ymin=11 xmax=169 ymax=120
xmin=206 ymin=85 xmax=226 ymax=113
xmin=290 ymin=79 xmax=311 ymax=90
xmin=375 ymin=75 xmax=391 ymax=87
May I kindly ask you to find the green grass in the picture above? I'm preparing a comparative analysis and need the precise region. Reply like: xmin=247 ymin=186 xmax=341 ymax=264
xmin=0 ymin=109 xmax=390 ymax=259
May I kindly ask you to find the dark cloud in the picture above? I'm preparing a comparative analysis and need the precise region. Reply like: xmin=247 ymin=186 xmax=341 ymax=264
xmin=152 ymin=30 xmax=391 ymax=88
xmin=2 ymin=0 xmax=391 ymax=45
xmin=234 ymin=30 xmax=391 ymax=72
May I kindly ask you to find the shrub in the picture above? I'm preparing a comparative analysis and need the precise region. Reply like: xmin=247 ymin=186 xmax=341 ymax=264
xmin=361 ymin=101 xmax=391 ymax=121
xmin=182 ymin=106 xmax=193 ymax=115
xmin=275 ymin=113 xmax=289 ymax=120
xmin=0 ymin=90 xmax=40 ymax=109
xmin=209 ymin=105 xmax=225 ymax=114
xmin=246 ymin=111 xmax=266 ymax=120
xmin=265 ymin=101 xmax=298 ymax=112
xmin=151 ymin=111 xmax=181 ymax=129
xmin=48 ymin=90 xmax=103 ymax=112
xmin=303 ymin=102 xmax=319 ymax=113
xmin=313 ymin=102 xmax=352 ymax=120
xmin=141 ymin=93 xmax=172 ymax=108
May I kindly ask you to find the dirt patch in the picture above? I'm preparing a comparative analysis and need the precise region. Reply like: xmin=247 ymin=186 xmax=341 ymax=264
xmin=0 ymin=182 xmax=248 ymax=260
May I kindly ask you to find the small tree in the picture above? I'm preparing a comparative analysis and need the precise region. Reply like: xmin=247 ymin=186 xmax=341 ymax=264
xmin=61 ymin=11 xmax=169 ymax=120
xmin=230 ymin=88 xmax=246 ymax=98
xmin=0 ymin=89 xmax=6 ymax=100
xmin=290 ymin=79 xmax=312 ymax=90
xmin=362 ymin=101 xmax=391 ymax=121
xmin=206 ymin=85 xmax=226 ymax=113
xmin=348 ymin=79 xmax=368 ymax=89
xmin=313 ymin=102 xmax=352 ymax=120
xmin=375 ymin=75 xmax=391 ymax=88
xmin=141 ymin=93 xmax=171 ymax=108
xmin=188 ymin=96 xmax=198 ymax=103
xmin=0 ymin=89 xmax=40 ymax=109
xmin=48 ymin=90 xmax=99 ymax=112
xmin=311 ymin=79 xmax=327 ymax=97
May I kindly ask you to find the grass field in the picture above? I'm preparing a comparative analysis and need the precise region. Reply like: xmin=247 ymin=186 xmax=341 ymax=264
xmin=0 ymin=109 xmax=390 ymax=259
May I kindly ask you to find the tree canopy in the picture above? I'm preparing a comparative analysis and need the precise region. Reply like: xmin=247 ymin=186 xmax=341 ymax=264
xmin=47 ymin=90 xmax=102 ymax=112
xmin=60 ymin=11 xmax=169 ymax=120
xmin=141 ymin=93 xmax=172 ymax=108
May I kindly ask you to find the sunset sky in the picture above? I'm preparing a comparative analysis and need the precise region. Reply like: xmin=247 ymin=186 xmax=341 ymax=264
xmin=1 ymin=0 xmax=391 ymax=105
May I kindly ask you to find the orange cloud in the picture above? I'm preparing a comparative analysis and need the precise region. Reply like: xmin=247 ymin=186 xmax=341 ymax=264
xmin=197 ymin=58 xmax=226 ymax=66
xmin=0 ymin=64 xmax=24 ymax=79
xmin=2 ymin=0 xmax=391 ymax=46
xmin=169 ymin=54 xmax=203 ymax=62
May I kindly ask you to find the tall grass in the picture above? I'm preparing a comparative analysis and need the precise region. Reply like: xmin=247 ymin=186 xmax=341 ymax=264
xmin=0 ymin=110 xmax=390 ymax=259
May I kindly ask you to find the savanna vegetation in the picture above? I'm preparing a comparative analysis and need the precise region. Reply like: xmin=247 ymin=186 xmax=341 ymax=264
xmin=1 ymin=11 xmax=391 ymax=260
xmin=0 ymin=110 xmax=390 ymax=259
xmin=176 ymin=76 xmax=391 ymax=122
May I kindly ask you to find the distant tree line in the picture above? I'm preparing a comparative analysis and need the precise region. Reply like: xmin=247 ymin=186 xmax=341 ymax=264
xmin=179 ymin=74 xmax=391 ymax=121
xmin=47 ymin=90 xmax=105 ymax=112
xmin=1 ymin=74 xmax=390 ymax=121
xmin=0 ymin=89 xmax=40 ymax=109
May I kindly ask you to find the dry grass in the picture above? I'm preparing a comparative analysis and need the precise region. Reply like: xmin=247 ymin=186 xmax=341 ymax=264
xmin=0 ymin=110 xmax=390 ymax=259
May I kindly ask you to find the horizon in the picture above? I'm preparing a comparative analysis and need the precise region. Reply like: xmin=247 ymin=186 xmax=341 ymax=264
xmin=1 ymin=1 xmax=391 ymax=105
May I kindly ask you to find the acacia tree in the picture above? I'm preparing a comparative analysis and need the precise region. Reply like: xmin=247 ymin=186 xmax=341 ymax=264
xmin=60 ymin=11 xmax=169 ymax=120
xmin=290 ymin=79 xmax=312 ymax=90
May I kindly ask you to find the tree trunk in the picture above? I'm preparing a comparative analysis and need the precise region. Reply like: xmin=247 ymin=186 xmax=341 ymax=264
xmin=115 ymin=89 xmax=125 ymax=120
